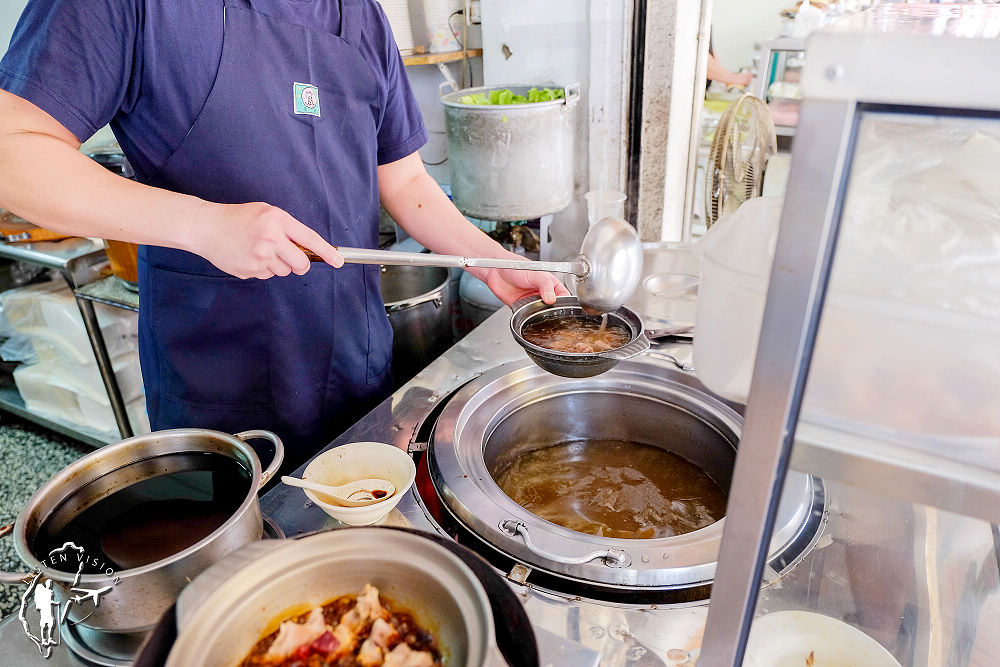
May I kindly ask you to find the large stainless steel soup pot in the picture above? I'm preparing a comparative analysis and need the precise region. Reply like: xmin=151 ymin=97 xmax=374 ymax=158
xmin=430 ymin=359 xmax=826 ymax=597
xmin=0 ymin=428 xmax=283 ymax=635
xmin=166 ymin=528 xmax=499 ymax=666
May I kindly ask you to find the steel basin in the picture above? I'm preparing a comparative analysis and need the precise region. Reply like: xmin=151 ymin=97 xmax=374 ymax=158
xmin=429 ymin=359 xmax=825 ymax=595
xmin=0 ymin=428 xmax=283 ymax=635
xmin=166 ymin=528 xmax=497 ymax=666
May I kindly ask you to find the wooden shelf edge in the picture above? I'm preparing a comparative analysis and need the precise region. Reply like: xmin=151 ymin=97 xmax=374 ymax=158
xmin=402 ymin=48 xmax=483 ymax=67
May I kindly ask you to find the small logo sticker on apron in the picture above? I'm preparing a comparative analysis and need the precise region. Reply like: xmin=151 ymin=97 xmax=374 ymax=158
xmin=293 ymin=82 xmax=321 ymax=117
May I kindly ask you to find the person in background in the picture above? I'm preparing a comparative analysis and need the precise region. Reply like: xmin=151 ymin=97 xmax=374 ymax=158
xmin=0 ymin=0 xmax=567 ymax=468
xmin=706 ymin=32 xmax=753 ymax=89
xmin=707 ymin=51 xmax=753 ymax=89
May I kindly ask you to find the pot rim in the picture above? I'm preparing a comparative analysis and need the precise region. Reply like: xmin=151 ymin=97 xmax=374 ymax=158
xmin=8 ymin=428 xmax=270 ymax=585
xmin=381 ymin=264 xmax=451 ymax=311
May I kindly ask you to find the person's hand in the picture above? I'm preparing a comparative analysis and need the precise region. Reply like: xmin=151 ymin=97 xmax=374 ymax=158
xmin=479 ymin=255 xmax=571 ymax=306
xmin=729 ymin=71 xmax=753 ymax=88
xmin=190 ymin=202 xmax=343 ymax=279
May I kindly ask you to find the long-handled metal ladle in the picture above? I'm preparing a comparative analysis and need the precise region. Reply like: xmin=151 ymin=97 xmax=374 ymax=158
xmin=297 ymin=217 xmax=643 ymax=312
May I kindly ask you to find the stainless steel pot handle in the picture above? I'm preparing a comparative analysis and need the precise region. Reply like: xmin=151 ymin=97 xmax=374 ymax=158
xmin=235 ymin=430 xmax=285 ymax=489
xmin=0 ymin=523 xmax=32 ymax=584
xmin=499 ymin=520 xmax=630 ymax=568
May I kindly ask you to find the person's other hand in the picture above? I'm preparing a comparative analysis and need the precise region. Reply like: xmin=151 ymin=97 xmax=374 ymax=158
xmin=730 ymin=71 xmax=753 ymax=88
xmin=481 ymin=260 xmax=571 ymax=306
xmin=191 ymin=202 xmax=343 ymax=279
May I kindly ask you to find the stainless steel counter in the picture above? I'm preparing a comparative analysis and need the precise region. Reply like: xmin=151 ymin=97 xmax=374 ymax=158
xmin=261 ymin=308 xmax=1000 ymax=666
xmin=4 ymin=309 xmax=993 ymax=665
xmin=259 ymin=310 xmax=710 ymax=666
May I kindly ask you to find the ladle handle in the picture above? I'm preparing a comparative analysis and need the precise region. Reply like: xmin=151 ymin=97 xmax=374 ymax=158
xmin=294 ymin=243 xmax=586 ymax=276
xmin=236 ymin=430 xmax=285 ymax=489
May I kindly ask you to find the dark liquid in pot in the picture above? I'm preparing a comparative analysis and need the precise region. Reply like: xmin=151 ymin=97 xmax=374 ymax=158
xmin=32 ymin=452 xmax=251 ymax=571
xmin=521 ymin=315 xmax=631 ymax=354
xmin=492 ymin=440 xmax=727 ymax=539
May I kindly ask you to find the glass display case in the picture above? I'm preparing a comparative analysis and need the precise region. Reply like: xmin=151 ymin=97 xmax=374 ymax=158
xmin=700 ymin=5 xmax=1000 ymax=666
xmin=751 ymin=37 xmax=805 ymax=138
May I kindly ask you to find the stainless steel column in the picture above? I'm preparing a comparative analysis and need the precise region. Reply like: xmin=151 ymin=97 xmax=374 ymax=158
xmin=698 ymin=100 xmax=859 ymax=666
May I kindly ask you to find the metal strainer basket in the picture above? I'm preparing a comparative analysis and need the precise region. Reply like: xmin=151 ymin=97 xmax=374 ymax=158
xmin=510 ymin=295 xmax=650 ymax=378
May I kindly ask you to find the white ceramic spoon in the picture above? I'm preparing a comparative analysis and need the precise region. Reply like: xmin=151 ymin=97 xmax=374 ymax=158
xmin=280 ymin=476 xmax=396 ymax=507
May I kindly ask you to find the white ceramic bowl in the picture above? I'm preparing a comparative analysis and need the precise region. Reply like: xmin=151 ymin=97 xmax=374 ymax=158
xmin=744 ymin=610 xmax=901 ymax=667
xmin=299 ymin=442 xmax=416 ymax=525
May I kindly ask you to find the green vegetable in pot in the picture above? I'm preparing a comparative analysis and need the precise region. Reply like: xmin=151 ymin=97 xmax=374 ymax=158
xmin=460 ymin=92 xmax=490 ymax=105
xmin=459 ymin=87 xmax=565 ymax=105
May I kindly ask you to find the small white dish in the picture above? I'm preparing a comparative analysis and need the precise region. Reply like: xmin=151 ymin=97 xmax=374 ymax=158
xmin=299 ymin=442 xmax=416 ymax=526
xmin=744 ymin=610 xmax=901 ymax=667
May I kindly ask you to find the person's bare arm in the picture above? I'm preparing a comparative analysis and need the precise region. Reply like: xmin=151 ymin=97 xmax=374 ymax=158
xmin=377 ymin=151 xmax=568 ymax=305
xmin=0 ymin=90 xmax=342 ymax=279
xmin=707 ymin=53 xmax=752 ymax=88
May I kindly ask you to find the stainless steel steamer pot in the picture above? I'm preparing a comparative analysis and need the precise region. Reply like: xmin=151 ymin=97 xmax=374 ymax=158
xmin=0 ymin=428 xmax=283 ymax=635
xmin=166 ymin=528 xmax=498 ymax=666
xmin=442 ymin=84 xmax=580 ymax=221
xmin=381 ymin=264 xmax=454 ymax=382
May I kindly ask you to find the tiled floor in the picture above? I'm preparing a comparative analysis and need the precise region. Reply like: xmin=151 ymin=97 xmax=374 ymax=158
xmin=0 ymin=415 xmax=91 ymax=620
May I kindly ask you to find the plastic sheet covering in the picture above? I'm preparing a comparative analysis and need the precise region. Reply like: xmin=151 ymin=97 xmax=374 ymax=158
xmin=834 ymin=115 xmax=1000 ymax=321
xmin=694 ymin=112 xmax=1000 ymax=459
xmin=0 ymin=333 xmax=38 ymax=364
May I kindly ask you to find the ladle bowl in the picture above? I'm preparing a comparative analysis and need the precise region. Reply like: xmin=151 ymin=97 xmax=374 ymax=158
xmin=569 ymin=217 xmax=644 ymax=313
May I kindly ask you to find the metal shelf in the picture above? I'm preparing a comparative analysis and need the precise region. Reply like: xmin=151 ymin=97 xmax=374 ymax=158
xmin=0 ymin=385 xmax=116 ymax=448
xmin=402 ymin=48 xmax=482 ymax=67
xmin=792 ymin=421 xmax=1000 ymax=526
xmin=0 ymin=237 xmax=105 ymax=272
xmin=75 ymin=275 xmax=139 ymax=312
xmin=0 ymin=238 xmax=135 ymax=441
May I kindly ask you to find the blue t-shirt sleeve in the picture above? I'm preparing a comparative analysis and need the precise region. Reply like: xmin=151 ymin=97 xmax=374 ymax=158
xmin=0 ymin=0 xmax=139 ymax=142
xmin=370 ymin=3 xmax=427 ymax=165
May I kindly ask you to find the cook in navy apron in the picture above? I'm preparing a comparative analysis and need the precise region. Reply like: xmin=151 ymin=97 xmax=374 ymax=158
xmin=138 ymin=0 xmax=398 ymax=465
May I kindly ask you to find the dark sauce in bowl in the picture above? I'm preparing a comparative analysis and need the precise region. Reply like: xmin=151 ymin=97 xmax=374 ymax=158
xmin=32 ymin=452 xmax=251 ymax=571
xmin=521 ymin=314 xmax=631 ymax=354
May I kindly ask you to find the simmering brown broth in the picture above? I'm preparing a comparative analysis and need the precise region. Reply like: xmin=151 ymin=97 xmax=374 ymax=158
xmin=491 ymin=440 xmax=727 ymax=539
xmin=521 ymin=315 xmax=630 ymax=354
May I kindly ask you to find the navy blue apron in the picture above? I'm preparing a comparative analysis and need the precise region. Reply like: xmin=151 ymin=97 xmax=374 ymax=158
xmin=137 ymin=0 xmax=393 ymax=464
